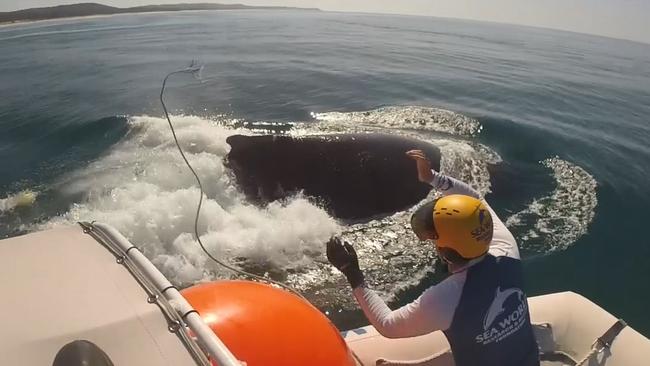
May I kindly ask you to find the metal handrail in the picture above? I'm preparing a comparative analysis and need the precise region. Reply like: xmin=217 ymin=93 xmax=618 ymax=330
xmin=79 ymin=222 xmax=242 ymax=366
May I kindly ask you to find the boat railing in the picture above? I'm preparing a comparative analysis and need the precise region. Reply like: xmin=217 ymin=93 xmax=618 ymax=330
xmin=78 ymin=221 xmax=242 ymax=366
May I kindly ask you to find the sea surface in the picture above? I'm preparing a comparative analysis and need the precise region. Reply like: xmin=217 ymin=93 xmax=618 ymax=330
xmin=1 ymin=10 xmax=649 ymax=335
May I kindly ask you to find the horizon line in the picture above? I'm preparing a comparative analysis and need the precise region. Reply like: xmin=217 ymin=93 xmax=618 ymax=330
xmin=2 ymin=2 xmax=648 ymax=46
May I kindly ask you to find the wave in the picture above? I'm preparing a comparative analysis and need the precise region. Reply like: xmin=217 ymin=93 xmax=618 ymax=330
xmin=0 ymin=23 xmax=160 ymax=42
xmin=505 ymin=157 xmax=598 ymax=253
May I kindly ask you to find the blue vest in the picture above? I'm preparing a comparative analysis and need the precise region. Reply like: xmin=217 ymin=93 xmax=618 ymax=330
xmin=443 ymin=255 xmax=539 ymax=366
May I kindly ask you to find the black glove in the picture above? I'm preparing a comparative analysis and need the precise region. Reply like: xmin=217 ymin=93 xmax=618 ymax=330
xmin=326 ymin=237 xmax=365 ymax=288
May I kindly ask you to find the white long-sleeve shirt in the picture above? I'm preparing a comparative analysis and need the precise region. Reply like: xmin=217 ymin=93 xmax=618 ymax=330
xmin=352 ymin=171 xmax=519 ymax=338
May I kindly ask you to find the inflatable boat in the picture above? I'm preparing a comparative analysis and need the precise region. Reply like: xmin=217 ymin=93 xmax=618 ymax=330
xmin=0 ymin=223 xmax=648 ymax=366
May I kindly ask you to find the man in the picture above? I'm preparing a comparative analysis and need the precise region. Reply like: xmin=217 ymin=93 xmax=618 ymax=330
xmin=327 ymin=150 xmax=539 ymax=366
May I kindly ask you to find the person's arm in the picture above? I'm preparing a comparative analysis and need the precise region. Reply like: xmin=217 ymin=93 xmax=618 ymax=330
xmin=406 ymin=150 xmax=479 ymax=198
xmin=352 ymin=274 xmax=465 ymax=338
xmin=327 ymin=238 xmax=464 ymax=338
xmin=430 ymin=170 xmax=479 ymax=198
xmin=484 ymin=201 xmax=520 ymax=259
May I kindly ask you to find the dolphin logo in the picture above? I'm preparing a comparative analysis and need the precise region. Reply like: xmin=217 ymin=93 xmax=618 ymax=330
xmin=483 ymin=287 xmax=524 ymax=330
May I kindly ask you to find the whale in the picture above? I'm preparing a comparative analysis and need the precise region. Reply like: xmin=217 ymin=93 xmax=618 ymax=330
xmin=225 ymin=133 xmax=441 ymax=221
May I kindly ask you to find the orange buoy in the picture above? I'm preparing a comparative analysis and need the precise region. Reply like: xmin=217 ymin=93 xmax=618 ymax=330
xmin=182 ymin=280 xmax=355 ymax=366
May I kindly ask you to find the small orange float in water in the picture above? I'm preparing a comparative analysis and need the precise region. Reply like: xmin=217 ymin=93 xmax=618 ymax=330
xmin=182 ymin=280 xmax=355 ymax=366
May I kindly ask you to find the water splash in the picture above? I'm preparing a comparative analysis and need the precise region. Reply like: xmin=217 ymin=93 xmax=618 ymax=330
xmin=505 ymin=157 xmax=598 ymax=252
xmin=312 ymin=106 xmax=483 ymax=136
xmin=0 ymin=190 xmax=38 ymax=214
xmin=40 ymin=115 xmax=341 ymax=286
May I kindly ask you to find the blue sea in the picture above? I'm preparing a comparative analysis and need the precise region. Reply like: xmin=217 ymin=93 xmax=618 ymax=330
xmin=1 ymin=10 xmax=649 ymax=336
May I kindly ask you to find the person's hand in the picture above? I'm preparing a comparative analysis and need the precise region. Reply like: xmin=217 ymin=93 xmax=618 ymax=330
xmin=326 ymin=237 xmax=365 ymax=288
xmin=406 ymin=150 xmax=434 ymax=184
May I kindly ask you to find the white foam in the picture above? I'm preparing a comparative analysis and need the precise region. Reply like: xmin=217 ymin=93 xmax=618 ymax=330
xmin=505 ymin=158 xmax=598 ymax=253
xmin=434 ymin=138 xmax=498 ymax=197
xmin=41 ymin=115 xmax=341 ymax=286
xmin=312 ymin=106 xmax=482 ymax=136
xmin=0 ymin=190 xmax=38 ymax=213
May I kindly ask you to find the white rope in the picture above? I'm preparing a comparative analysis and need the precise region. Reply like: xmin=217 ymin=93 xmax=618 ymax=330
xmin=160 ymin=63 xmax=306 ymax=300
xmin=574 ymin=318 xmax=626 ymax=366
xmin=574 ymin=346 xmax=600 ymax=366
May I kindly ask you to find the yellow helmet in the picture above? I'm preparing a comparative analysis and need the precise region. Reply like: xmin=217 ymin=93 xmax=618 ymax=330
xmin=432 ymin=195 xmax=493 ymax=259
xmin=411 ymin=195 xmax=493 ymax=260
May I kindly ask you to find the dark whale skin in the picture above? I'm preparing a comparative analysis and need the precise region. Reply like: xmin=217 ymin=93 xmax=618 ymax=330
xmin=225 ymin=133 xmax=441 ymax=221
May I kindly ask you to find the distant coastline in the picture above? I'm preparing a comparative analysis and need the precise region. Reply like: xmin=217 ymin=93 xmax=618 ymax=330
xmin=0 ymin=2 xmax=320 ymax=25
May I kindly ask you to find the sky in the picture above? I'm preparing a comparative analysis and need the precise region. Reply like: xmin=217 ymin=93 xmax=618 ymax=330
xmin=2 ymin=0 xmax=649 ymax=44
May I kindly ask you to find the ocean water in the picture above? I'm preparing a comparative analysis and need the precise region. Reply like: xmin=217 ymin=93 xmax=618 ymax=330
xmin=1 ymin=10 xmax=649 ymax=335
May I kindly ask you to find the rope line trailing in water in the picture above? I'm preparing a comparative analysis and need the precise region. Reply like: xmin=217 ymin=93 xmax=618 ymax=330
xmin=160 ymin=62 xmax=306 ymax=299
